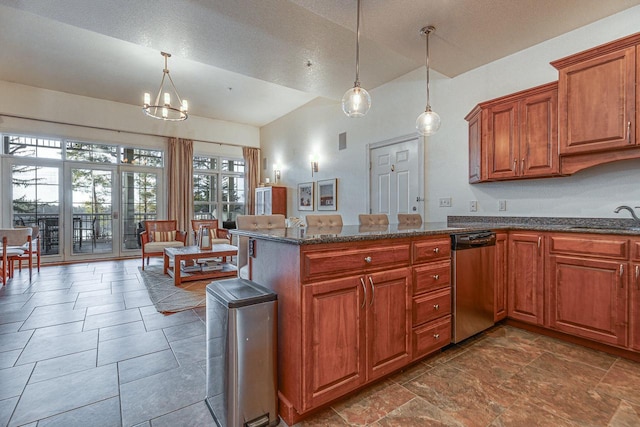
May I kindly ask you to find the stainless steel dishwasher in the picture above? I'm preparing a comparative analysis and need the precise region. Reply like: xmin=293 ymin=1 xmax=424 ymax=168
xmin=451 ymin=231 xmax=496 ymax=343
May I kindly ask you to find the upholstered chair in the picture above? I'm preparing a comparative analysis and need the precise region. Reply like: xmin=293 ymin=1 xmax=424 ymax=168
xmin=235 ymin=214 xmax=286 ymax=279
xmin=140 ymin=220 xmax=187 ymax=270
xmin=358 ymin=213 xmax=389 ymax=225
xmin=0 ymin=228 xmax=31 ymax=284
xmin=305 ymin=214 xmax=343 ymax=227
xmin=397 ymin=213 xmax=423 ymax=226
xmin=190 ymin=219 xmax=231 ymax=246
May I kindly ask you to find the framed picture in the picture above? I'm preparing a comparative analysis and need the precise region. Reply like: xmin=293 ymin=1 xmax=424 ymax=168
xmin=297 ymin=182 xmax=314 ymax=211
xmin=317 ymin=178 xmax=337 ymax=211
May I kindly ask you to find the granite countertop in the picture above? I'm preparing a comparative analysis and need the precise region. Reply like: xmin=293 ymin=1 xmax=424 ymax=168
xmin=230 ymin=216 xmax=640 ymax=245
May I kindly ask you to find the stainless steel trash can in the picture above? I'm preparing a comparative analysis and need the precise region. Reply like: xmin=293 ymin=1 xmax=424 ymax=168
xmin=205 ymin=278 xmax=279 ymax=427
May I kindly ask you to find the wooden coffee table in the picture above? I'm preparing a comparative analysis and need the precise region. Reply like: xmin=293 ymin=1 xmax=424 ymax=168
xmin=163 ymin=244 xmax=238 ymax=286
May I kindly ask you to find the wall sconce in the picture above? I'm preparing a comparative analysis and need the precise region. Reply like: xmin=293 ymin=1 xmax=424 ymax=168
xmin=273 ymin=164 xmax=281 ymax=182
xmin=310 ymin=156 xmax=319 ymax=177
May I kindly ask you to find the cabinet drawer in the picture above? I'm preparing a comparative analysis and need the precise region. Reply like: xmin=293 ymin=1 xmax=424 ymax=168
xmin=549 ymin=235 xmax=628 ymax=259
xmin=413 ymin=287 xmax=451 ymax=326
xmin=413 ymin=261 xmax=450 ymax=295
xmin=413 ymin=238 xmax=451 ymax=264
xmin=632 ymin=241 xmax=640 ymax=261
xmin=412 ymin=315 xmax=451 ymax=359
xmin=302 ymin=243 xmax=410 ymax=281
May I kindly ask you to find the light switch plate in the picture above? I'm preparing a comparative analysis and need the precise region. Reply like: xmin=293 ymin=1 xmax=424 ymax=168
xmin=470 ymin=201 xmax=478 ymax=212
xmin=439 ymin=197 xmax=452 ymax=207
xmin=499 ymin=200 xmax=507 ymax=211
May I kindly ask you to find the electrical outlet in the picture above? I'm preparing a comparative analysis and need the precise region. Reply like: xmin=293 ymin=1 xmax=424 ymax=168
xmin=470 ymin=201 xmax=478 ymax=212
xmin=439 ymin=197 xmax=452 ymax=207
xmin=499 ymin=200 xmax=507 ymax=211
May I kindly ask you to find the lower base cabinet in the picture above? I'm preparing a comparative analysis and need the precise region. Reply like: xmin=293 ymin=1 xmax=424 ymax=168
xmin=302 ymin=268 xmax=411 ymax=411
xmin=548 ymin=255 xmax=628 ymax=346
xmin=631 ymin=263 xmax=640 ymax=351
xmin=508 ymin=233 xmax=544 ymax=324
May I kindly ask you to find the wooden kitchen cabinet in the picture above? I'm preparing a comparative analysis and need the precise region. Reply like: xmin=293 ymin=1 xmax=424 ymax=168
xmin=547 ymin=234 xmax=629 ymax=347
xmin=630 ymin=240 xmax=640 ymax=351
xmin=551 ymin=32 xmax=640 ymax=174
xmin=255 ymin=185 xmax=287 ymax=216
xmin=494 ymin=232 xmax=508 ymax=321
xmin=466 ymin=82 xmax=559 ymax=182
xmin=508 ymin=232 xmax=545 ymax=325
xmin=301 ymin=267 xmax=411 ymax=410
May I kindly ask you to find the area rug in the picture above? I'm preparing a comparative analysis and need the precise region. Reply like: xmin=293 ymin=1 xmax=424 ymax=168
xmin=138 ymin=265 xmax=213 ymax=314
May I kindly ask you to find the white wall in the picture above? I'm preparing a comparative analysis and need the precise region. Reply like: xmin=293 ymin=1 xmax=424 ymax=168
xmin=260 ymin=6 xmax=640 ymax=225
xmin=0 ymin=80 xmax=257 ymax=225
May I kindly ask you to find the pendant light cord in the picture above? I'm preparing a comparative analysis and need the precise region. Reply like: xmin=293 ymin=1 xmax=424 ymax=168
xmin=425 ymin=27 xmax=432 ymax=111
xmin=354 ymin=0 xmax=361 ymax=87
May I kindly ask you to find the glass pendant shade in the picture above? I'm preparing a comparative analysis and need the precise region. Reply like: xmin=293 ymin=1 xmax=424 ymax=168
xmin=416 ymin=107 xmax=441 ymax=136
xmin=342 ymin=85 xmax=371 ymax=118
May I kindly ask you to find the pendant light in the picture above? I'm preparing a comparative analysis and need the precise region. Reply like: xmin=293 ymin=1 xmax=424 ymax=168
xmin=342 ymin=0 xmax=371 ymax=118
xmin=416 ymin=26 xmax=441 ymax=136
xmin=143 ymin=52 xmax=188 ymax=121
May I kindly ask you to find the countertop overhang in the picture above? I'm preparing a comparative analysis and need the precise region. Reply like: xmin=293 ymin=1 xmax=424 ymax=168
xmin=230 ymin=216 xmax=640 ymax=245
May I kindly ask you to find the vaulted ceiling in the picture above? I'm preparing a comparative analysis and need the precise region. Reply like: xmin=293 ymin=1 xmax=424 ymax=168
xmin=1 ymin=0 xmax=638 ymax=127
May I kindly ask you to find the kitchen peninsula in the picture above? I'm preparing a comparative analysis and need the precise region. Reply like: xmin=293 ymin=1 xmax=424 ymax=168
xmin=233 ymin=217 xmax=640 ymax=424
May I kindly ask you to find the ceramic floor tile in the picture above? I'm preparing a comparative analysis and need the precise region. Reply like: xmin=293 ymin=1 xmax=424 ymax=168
xmin=533 ymin=335 xmax=618 ymax=371
xmin=118 ymin=349 xmax=179 ymax=384
xmin=29 ymin=349 xmax=97 ymax=383
xmin=0 ymin=363 xmax=35 ymax=400
xmin=333 ymin=382 xmax=416 ymax=425
xmin=30 ymin=321 xmax=84 ymax=339
xmin=9 ymin=364 xmax=119 ymax=426
xmin=119 ymin=363 xmax=206 ymax=426
xmin=73 ymin=293 xmax=124 ymax=310
xmin=0 ymin=321 xmax=24 ymax=336
xmin=85 ymin=301 xmax=127 ymax=317
xmin=141 ymin=310 xmax=200 ymax=331
xmin=97 ymin=329 xmax=169 ymax=366
xmin=597 ymin=358 xmax=640 ymax=406
xmin=19 ymin=308 xmax=87 ymax=331
xmin=16 ymin=329 xmax=98 ymax=365
xmin=528 ymin=351 xmax=608 ymax=386
xmin=0 ymin=349 xmax=21 ymax=369
xmin=149 ymin=401 xmax=214 ymax=427
xmin=169 ymin=334 xmax=207 ymax=366
xmin=162 ymin=319 xmax=205 ymax=343
xmin=290 ymin=407 xmax=349 ymax=426
xmin=0 ymin=329 xmax=34 ymax=353
xmin=123 ymin=289 xmax=154 ymax=309
xmin=36 ymin=396 xmax=121 ymax=427
xmin=83 ymin=308 xmax=141 ymax=331
xmin=608 ymin=400 xmax=640 ymax=427
xmin=98 ymin=319 xmax=147 ymax=342
xmin=375 ymin=397 xmax=464 ymax=427
xmin=488 ymin=399 xmax=580 ymax=426
xmin=0 ymin=397 xmax=19 ymax=427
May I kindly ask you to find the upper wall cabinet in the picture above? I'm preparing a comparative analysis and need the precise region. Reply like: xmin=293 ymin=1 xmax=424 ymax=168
xmin=466 ymin=82 xmax=560 ymax=183
xmin=551 ymin=32 xmax=640 ymax=174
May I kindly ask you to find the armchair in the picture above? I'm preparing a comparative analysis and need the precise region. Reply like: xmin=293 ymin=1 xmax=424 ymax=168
xmin=140 ymin=220 xmax=187 ymax=270
xmin=190 ymin=219 xmax=232 ymax=246
xmin=0 ymin=228 xmax=31 ymax=285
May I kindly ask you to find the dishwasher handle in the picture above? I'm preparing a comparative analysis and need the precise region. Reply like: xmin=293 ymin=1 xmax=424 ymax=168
xmin=451 ymin=231 xmax=496 ymax=250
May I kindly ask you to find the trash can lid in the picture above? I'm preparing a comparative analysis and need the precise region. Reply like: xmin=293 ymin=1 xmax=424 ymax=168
xmin=206 ymin=278 xmax=277 ymax=308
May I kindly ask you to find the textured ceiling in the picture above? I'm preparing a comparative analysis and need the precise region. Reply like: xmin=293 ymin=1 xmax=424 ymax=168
xmin=0 ymin=0 xmax=638 ymax=127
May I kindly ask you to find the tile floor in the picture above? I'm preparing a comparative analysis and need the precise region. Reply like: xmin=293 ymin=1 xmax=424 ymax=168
xmin=0 ymin=259 xmax=639 ymax=426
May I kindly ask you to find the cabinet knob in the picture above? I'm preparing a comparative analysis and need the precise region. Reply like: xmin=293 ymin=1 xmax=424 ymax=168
xmin=432 ymin=274 xmax=439 ymax=280
xmin=433 ymin=304 xmax=439 ymax=310
xmin=364 ymin=256 xmax=372 ymax=263
xmin=433 ymin=333 xmax=440 ymax=340
xmin=433 ymin=247 xmax=439 ymax=254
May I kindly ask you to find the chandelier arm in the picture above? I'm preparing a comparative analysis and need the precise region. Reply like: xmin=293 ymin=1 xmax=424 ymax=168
xmin=154 ymin=72 xmax=167 ymax=107
xmin=166 ymin=72 xmax=184 ymax=105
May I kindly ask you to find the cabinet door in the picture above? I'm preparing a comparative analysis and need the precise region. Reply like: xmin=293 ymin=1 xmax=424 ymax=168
xmin=520 ymin=88 xmax=559 ymax=177
xmin=494 ymin=233 xmax=508 ymax=321
xmin=255 ymin=188 xmax=266 ymax=215
xmin=486 ymin=100 xmax=519 ymax=179
xmin=549 ymin=256 xmax=627 ymax=347
xmin=366 ymin=268 xmax=411 ymax=381
xmin=264 ymin=187 xmax=273 ymax=215
xmin=558 ymin=46 xmax=636 ymax=155
xmin=467 ymin=106 xmax=483 ymax=183
xmin=302 ymin=276 xmax=366 ymax=410
xmin=508 ymin=233 xmax=544 ymax=324
xmin=631 ymin=263 xmax=640 ymax=351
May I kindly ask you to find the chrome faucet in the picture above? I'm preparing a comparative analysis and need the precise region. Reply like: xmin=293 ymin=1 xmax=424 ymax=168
xmin=614 ymin=205 xmax=640 ymax=222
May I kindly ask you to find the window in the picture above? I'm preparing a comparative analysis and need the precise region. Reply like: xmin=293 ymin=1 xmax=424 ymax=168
xmin=3 ymin=135 xmax=62 ymax=159
xmin=193 ymin=155 xmax=245 ymax=222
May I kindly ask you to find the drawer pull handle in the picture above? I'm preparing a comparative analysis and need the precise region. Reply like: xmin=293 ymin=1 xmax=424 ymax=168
xmin=432 ymin=274 xmax=439 ymax=280
xmin=433 ymin=304 xmax=439 ymax=310
xmin=433 ymin=247 xmax=439 ymax=254
xmin=434 ymin=333 xmax=440 ymax=340
xmin=364 ymin=256 xmax=372 ymax=263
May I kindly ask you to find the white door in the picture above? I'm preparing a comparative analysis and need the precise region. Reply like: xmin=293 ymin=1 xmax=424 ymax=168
xmin=369 ymin=136 xmax=423 ymax=221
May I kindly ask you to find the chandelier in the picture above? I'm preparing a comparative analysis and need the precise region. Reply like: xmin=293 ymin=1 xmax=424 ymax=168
xmin=416 ymin=26 xmax=441 ymax=136
xmin=143 ymin=52 xmax=189 ymax=121
xmin=342 ymin=0 xmax=371 ymax=118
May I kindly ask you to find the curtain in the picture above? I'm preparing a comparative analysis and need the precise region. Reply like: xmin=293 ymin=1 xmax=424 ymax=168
xmin=242 ymin=147 xmax=260 ymax=216
xmin=167 ymin=138 xmax=194 ymax=234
